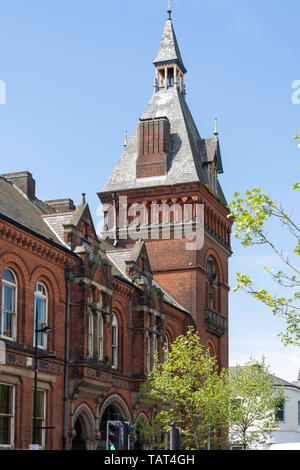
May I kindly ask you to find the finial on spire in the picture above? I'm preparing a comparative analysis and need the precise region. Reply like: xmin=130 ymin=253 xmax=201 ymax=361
xmin=82 ymin=193 xmax=86 ymax=204
xmin=167 ymin=0 xmax=172 ymax=20
xmin=214 ymin=118 xmax=219 ymax=136
xmin=124 ymin=130 xmax=128 ymax=148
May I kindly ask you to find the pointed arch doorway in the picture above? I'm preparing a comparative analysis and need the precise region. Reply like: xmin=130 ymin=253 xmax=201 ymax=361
xmin=71 ymin=415 xmax=87 ymax=450
xmin=71 ymin=404 xmax=96 ymax=450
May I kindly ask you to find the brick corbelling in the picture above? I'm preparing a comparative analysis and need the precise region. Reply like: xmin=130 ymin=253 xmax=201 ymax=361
xmin=164 ymin=305 xmax=192 ymax=325
xmin=112 ymin=278 xmax=134 ymax=298
xmin=0 ymin=221 xmax=70 ymax=267
xmin=99 ymin=181 xmax=231 ymax=215
xmin=99 ymin=182 xmax=233 ymax=249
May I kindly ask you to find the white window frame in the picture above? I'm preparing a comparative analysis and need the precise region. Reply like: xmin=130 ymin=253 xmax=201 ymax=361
xmin=0 ymin=383 xmax=15 ymax=448
xmin=98 ymin=313 xmax=103 ymax=361
xmin=87 ymin=310 xmax=94 ymax=358
xmin=150 ymin=334 xmax=155 ymax=371
xmin=32 ymin=389 xmax=46 ymax=448
xmin=112 ymin=314 xmax=118 ymax=369
xmin=146 ymin=333 xmax=151 ymax=373
xmin=276 ymin=399 xmax=285 ymax=422
xmin=1 ymin=269 xmax=17 ymax=341
xmin=163 ymin=335 xmax=169 ymax=359
xmin=33 ymin=282 xmax=48 ymax=349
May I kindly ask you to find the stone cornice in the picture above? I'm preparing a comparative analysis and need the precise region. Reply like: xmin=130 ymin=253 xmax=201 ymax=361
xmin=73 ymin=276 xmax=113 ymax=295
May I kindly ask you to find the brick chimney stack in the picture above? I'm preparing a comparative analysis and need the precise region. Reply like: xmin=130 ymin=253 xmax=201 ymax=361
xmin=2 ymin=171 xmax=36 ymax=200
xmin=136 ymin=117 xmax=170 ymax=179
xmin=45 ymin=199 xmax=76 ymax=213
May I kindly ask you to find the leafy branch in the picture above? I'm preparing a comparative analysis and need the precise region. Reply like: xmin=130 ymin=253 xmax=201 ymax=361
xmin=229 ymin=131 xmax=300 ymax=346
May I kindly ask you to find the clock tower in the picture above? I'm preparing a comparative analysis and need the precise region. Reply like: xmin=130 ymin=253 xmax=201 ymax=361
xmin=99 ymin=8 xmax=233 ymax=368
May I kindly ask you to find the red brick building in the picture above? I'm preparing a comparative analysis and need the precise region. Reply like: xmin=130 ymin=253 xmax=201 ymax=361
xmin=0 ymin=11 xmax=232 ymax=450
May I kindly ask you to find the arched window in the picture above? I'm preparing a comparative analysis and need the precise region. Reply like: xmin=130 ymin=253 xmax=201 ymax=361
xmin=149 ymin=334 xmax=158 ymax=370
xmin=112 ymin=314 xmax=118 ymax=368
xmin=98 ymin=314 xmax=103 ymax=361
xmin=146 ymin=333 xmax=150 ymax=373
xmin=1 ymin=269 xmax=17 ymax=340
xmin=87 ymin=311 xmax=93 ymax=358
xmin=154 ymin=335 xmax=158 ymax=359
xmin=33 ymin=282 xmax=48 ymax=348
xmin=163 ymin=335 xmax=169 ymax=358
xmin=206 ymin=257 xmax=218 ymax=311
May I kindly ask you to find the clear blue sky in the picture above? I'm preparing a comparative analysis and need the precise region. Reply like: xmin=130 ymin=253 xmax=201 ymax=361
xmin=0 ymin=0 xmax=299 ymax=381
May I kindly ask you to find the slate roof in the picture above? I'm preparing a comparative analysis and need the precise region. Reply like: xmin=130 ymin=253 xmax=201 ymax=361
xmin=230 ymin=367 xmax=300 ymax=390
xmin=42 ymin=200 xmax=98 ymax=248
xmin=42 ymin=212 xmax=74 ymax=245
xmin=153 ymin=19 xmax=186 ymax=73
xmin=272 ymin=375 xmax=300 ymax=389
xmin=102 ymin=17 xmax=227 ymax=205
xmin=106 ymin=246 xmax=190 ymax=314
xmin=103 ymin=87 xmax=226 ymax=205
xmin=0 ymin=176 xmax=63 ymax=245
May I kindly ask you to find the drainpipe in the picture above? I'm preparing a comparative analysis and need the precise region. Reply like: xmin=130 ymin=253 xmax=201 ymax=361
xmin=63 ymin=265 xmax=74 ymax=450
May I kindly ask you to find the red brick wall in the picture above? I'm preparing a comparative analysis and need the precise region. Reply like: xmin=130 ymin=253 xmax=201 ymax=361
xmin=0 ymin=215 xmax=191 ymax=449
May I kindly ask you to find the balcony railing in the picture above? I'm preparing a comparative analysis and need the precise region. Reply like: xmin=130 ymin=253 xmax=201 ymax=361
xmin=204 ymin=308 xmax=226 ymax=337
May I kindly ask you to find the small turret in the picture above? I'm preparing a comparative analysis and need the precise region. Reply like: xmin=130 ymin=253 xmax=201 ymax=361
xmin=153 ymin=6 xmax=186 ymax=93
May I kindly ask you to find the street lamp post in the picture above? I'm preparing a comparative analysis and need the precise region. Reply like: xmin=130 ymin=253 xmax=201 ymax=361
xmin=33 ymin=319 xmax=52 ymax=446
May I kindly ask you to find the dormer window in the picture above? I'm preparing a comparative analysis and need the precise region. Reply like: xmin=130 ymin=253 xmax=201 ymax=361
xmin=81 ymin=241 xmax=94 ymax=261
xmin=139 ymin=273 xmax=150 ymax=289
xmin=208 ymin=162 xmax=218 ymax=194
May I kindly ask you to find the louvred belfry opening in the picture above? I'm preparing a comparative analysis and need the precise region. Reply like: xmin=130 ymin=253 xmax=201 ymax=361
xmin=136 ymin=117 xmax=170 ymax=178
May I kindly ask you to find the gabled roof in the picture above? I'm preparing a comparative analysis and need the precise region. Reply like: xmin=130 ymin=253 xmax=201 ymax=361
xmin=199 ymin=137 xmax=224 ymax=174
xmin=127 ymin=239 xmax=153 ymax=275
xmin=43 ymin=199 xmax=98 ymax=246
xmin=153 ymin=19 xmax=186 ymax=73
xmin=0 ymin=176 xmax=63 ymax=245
xmin=230 ymin=367 xmax=300 ymax=390
xmin=105 ymin=241 xmax=190 ymax=314
xmin=42 ymin=212 xmax=74 ymax=246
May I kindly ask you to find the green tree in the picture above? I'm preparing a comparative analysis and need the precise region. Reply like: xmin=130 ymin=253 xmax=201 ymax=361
xmin=229 ymin=358 xmax=286 ymax=450
xmin=229 ymin=133 xmax=300 ymax=346
xmin=134 ymin=411 xmax=167 ymax=450
xmin=143 ymin=327 xmax=230 ymax=450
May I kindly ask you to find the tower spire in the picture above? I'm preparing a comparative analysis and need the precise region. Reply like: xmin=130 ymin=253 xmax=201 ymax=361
xmin=214 ymin=118 xmax=219 ymax=136
xmin=153 ymin=5 xmax=186 ymax=93
xmin=167 ymin=0 xmax=172 ymax=20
